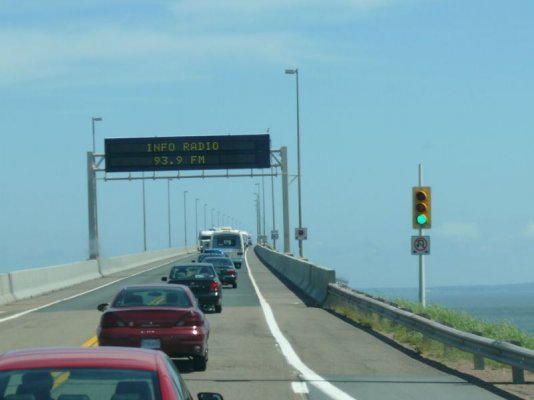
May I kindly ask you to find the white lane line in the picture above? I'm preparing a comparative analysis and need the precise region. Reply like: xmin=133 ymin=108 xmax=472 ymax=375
xmin=0 ymin=261 xmax=172 ymax=324
xmin=245 ymin=251 xmax=357 ymax=400
xmin=291 ymin=382 xmax=309 ymax=394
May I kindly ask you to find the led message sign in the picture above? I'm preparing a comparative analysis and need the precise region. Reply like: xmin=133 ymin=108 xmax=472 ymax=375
xmin=105 ymin=134 xmax=271 ymax=173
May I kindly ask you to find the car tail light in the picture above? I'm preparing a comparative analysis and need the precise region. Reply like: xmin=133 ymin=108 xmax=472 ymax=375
xmin=101 ymin=312 xmax=127 ymax=328
xmin=176 ymin=311 xmax=203 ymax=326
xmin=209 ymin=281 xmax=220 ymax=292
xmin=225 ymin=270 xmax=236 ymax=276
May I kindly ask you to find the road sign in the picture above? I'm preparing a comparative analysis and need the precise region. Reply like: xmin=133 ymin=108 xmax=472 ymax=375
xmin=271 ymin=230 xmax=279 ymax=240
xmin=295 ymin=227 xmax=308 ymax=240
xmin=411 ymin=235 xmax=430 ymax=255
xmin=105 ymin=134 xmax=271 ymax=172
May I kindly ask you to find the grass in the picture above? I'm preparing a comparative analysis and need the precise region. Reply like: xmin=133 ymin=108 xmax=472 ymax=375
xmin=328 ymin=295 xmax=534 ymax=365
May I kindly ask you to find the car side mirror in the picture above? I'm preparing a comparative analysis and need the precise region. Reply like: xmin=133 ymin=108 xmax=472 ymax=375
xmin=198 ymin=393 xmax=224 ymax=400
xmin=97 ymin=303 xmax=109 ymax=312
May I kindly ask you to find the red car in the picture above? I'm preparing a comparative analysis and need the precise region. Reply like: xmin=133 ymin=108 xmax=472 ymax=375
xmin=97 ymin=284 xmax=210 ymax=371
xmin=0 ymin=346 xmax=222 ymax=400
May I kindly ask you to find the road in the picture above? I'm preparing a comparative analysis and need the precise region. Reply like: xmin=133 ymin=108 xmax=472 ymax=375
xmin=0 ymin=248 xmax=513 ymax=400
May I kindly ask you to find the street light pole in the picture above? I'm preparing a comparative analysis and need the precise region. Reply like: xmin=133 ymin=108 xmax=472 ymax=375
xmin=92 ymin=117 xmax=102 ymax=154
xmin=285 ymin=68 xmax=304 ymax=258
xmin=204 ymin=203 xmax=207 ymax=230
xmin=183 ymin=190 xmax=188 ymax=247
xmin=195 ymin=198 xmax=199 ymax=245
xmin=167 ymin=179 xmax=172 ymax=247
xmin=262 ymin=175 xmax=266 ymax=241
xmin=271 ymin=166 xmax=277 ymax=249
xmin=255 ymin=183 xmax=261 ymax=243
xmin=142 ymin=173 xmax=147 ymax=251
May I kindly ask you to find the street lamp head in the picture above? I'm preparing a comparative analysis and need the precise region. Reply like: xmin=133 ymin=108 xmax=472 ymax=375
xmin=285 ymin=68 xmax=297 ymax=75
xmin=92 ymin=117 xmax=103 ymax=122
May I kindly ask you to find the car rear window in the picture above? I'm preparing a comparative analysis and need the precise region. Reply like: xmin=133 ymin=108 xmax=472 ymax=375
xmin=0 ymin=368 xmax=160 ymax=400
xmin=113 ymin=288 xmax=192 ymax=308
xmin=170 ymin=266 xmax=216 ymax=280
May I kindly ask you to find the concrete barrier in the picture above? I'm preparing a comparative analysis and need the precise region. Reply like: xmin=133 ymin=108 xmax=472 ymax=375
xmin=0 ymin=274 xmax=15 ymax=305
xmin=0 ymin=247 xmax=194 ymax=305
xmin=254 ymin=245 xmax=335 ymax=305
xmin=9 ymin=260 xmax=100 ymax=301
xmin=100 ymin=248 xmax=193 ymax=275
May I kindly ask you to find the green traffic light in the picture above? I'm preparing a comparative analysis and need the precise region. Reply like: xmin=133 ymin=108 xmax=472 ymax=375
xmin=416 ymin=214 xmax=428 ymax=225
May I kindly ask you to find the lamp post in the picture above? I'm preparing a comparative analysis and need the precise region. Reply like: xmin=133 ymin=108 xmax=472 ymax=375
xmin=262 ymin=175 xmax=266 ymax=241
xmin=271 ymin=166 xmax=277 ymax=249
xmin=285 ymin=68 xmax=304 ymax=258
xmin=91 ymin=117 xmax=102 ymax=154
xmin=167 ymin=180 xmax=172 ymax=248
xmin=183 ymin=190 xmax=188 ymax=247
xmin=211 ymin=208 xmax=214 ymax=227
xmin=195 ymin=198 xmax=199 ymax=245
xmin=204 ymin=203 xmax=207 ymax=230
xmin=255 ymin=183 xmax=261 ymax=243
xmin=142 ymin=173 xmax=147 ymax=251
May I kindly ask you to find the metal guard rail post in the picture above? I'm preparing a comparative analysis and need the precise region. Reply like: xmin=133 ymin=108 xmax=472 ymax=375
xmin=327 ymin=283 xmax=534 ymax=383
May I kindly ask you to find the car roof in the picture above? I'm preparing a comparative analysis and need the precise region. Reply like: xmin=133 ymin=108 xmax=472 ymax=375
xmin=202 ymin=257 xmax=232 ymax=262
xmin=173 ymin=263 xmax=214 ymax=267
xmin=120 ymin=284 xmax=188 ymax=291
xmin=0 ymin=347 xmax=162 ymax=371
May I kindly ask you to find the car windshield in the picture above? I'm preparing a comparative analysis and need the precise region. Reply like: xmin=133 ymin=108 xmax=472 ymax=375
xmin=212 ymin=235 xmax=241 ymax=248
xmin=202 ymin=257 xmax=233 ymax=268
xmin=0 ymin=368 xmax=159 ymax=400
xmin=170 ymin=265 xmax=216 ymax=280
xmin=112 ymin=288 xmax=192 ymax=308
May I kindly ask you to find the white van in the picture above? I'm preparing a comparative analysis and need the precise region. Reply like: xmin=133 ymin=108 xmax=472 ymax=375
xmin=209 ymin=229 xmax=245 ymax=268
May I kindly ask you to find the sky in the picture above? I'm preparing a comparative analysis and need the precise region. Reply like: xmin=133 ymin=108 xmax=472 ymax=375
xmin=1 ymin=0 xmax=534 ymax=290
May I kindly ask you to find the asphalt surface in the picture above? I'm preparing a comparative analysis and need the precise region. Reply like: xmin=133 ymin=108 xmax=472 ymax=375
xmin=0 ymin=248 xmax=513 ymax=400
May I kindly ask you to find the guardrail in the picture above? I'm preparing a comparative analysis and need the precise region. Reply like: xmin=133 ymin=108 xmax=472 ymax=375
xmin=325 ymin=283 xmax=534 ymax=384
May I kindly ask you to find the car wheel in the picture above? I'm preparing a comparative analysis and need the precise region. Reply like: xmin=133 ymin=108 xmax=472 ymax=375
xmin=232 ymin=282 xmax=237 ymax=289
xmin=193 ymin=356 xmax=207 ymax=371
xmin=215 ymin=304 xmax=222 ymax=313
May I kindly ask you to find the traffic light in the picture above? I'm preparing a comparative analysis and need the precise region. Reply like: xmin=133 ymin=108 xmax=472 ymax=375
xmin=412 ymin=186 xmax=432 ymax=229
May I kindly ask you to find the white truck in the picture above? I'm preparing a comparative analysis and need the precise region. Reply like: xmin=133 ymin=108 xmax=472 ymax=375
xmin=198 ymin=229 xmax=215 ymax=252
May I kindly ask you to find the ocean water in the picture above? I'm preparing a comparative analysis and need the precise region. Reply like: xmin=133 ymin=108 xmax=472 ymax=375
xmin=364 ymin=283 xmax=534 ymax=334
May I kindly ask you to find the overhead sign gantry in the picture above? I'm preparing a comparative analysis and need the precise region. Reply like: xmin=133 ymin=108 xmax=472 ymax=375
xmin=104 ymin=134 xmax=271 ymax=173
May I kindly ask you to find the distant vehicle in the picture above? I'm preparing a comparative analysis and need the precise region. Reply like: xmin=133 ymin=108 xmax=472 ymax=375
xmin=0 ymin=346 xmax=223 ymax=399
xmin=202 ymin=256 xmax=238 ymax=288
xmin=209 ymin=229 xmax=245 ymax=268
xmin=239 ymin=231 xmax=251 ymax=247
xmin=198 ymin=229 xmax=215 ymax=252
xmin=162 ymin=263 xmax=223 ymax=313
xmin=198 ymin=248 xmax=227 ymax=262
xmin=96 ymin=284 xmax=210 ymax=371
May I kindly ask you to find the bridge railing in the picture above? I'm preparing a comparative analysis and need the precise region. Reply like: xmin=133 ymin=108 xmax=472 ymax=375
xmin=253 ymin=245 xmax=534 ymax=384
xmin=325 ymin=283 xmax=534 ymax=384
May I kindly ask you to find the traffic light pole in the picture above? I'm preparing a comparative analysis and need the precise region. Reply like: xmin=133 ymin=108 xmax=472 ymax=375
xmin=418 ymin=164 xmax=426 ymax=308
